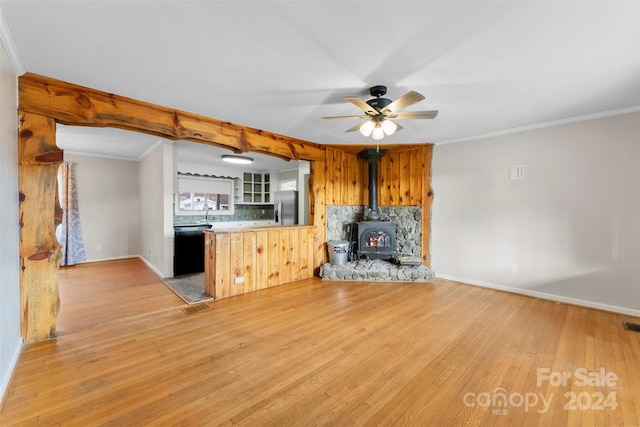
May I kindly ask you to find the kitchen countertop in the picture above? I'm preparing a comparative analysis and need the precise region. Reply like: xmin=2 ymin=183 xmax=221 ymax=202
xmin=174 ymin=220 xmax=276 ymax=230
xmin=204 ymin=224 xmax=315 ymax=234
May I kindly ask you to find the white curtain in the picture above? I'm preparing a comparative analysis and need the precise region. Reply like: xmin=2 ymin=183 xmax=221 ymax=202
xmin=56 ymin=162 xmax=86 ymax=266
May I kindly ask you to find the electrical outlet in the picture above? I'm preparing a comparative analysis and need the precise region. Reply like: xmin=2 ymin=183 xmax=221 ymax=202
xmin=510 ymin=264 xmax=519 ymax=273
xmin=96 ymin=243 xmax=102 ymax=251
xmin=148 ymin=248 xmax=152 ymax=255
xmin=234 ymin=277 xmax=245 ymax=284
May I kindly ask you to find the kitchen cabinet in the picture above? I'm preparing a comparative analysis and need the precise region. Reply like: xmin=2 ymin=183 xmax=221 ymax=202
xmin=242 ymin=172 xmax=270 ymax=203
xmin=233 ymin=177 xmax=242 ymax=205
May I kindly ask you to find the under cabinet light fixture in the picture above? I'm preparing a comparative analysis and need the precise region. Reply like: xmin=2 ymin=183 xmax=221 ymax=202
xmin=222 ymin=155 xmax=253 ymax=165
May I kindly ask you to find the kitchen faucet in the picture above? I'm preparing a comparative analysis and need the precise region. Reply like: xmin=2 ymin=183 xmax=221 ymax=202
xmin=203 ymin=202 xmax=210 ymax=221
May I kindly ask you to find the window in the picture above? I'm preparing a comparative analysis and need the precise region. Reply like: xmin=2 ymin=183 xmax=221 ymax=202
xmin=176 ymin=175 xmax=234 ymax=215
xmin=178 ymin=193 xmax=230 ymax=211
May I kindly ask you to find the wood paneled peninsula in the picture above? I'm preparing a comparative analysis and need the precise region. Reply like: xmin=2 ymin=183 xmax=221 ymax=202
xmin=204 ymin=225 xmax=315 ymax=299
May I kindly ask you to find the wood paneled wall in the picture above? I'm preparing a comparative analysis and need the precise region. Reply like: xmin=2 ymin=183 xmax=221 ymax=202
xmin=379 ymin=148 xmax=431 ymax=206
xmin=311 ymin=145 xmax=434 ymax=267
xmin=324 ymin=148 xmax=368 ymax=206
xmin=205 ymin=227 xmax=315 ymax=299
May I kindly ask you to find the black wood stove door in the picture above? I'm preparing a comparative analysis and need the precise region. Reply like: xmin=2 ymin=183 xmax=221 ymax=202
xmin=357 ymin=221 xmax=397 ymax=260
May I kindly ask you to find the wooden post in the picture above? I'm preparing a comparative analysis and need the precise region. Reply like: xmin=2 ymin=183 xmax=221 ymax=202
xmin=310 ymin=158 xmax=327 ymax=273
xmin=421 ymin=144 xmax=434 ymax=267
xmin=18 ymin=111 xmax=63 ymax=343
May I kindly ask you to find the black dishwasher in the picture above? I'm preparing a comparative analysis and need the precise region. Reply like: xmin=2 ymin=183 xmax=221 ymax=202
xmin=173 ymin=224 xmax=212 ymax=276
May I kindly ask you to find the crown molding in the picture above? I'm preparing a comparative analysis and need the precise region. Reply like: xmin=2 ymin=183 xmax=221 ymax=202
xmin=0 ymin=6 xmax=25 ymax=75
xmin=137 ymin=138 xmax=167 ymax=161
xmin=63 ymin=150 xmax=140 ymax=162
xmin=437 ymin=105 xmax=640 ymax=145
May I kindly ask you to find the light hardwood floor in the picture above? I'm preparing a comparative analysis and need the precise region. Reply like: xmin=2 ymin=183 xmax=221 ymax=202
xmin=1 ymin=258 xmax=639 ymax=426
xmin=56 ymin=258 xmax=185 ymax=334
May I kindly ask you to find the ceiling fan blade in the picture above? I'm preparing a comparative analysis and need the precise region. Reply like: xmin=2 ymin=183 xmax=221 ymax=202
xmin=345 ymin=120 xmax=371 ymax=132
xmin=381 ymin=91 xmax=425 ymax=114
xmin=345 ymin=96 xmax=379 ymax=115
xmin=391 ymin=110 xmax=439 ymax=120
xmin=322 ymin=115 xmax=370 ymax=120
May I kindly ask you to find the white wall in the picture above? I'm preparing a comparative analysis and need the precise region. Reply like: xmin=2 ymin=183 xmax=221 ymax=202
xmin=61 ymin=143 xmax=175 ymax=276
xmin=298 ymin=161 xmax=310 ymax=225
xmin=63 ymin=153 xmax=141 ymax=262
xmin=0 ymin=13 xmax=22 ymax=403
xmin=432 ymin=112 xmax=640 ymax=315
xmin=139 ymin=141 xmax=174 ymax=278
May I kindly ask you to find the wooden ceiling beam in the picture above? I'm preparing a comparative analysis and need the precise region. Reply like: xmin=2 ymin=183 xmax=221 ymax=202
xmin=18 ymin=73 xmax=326 ymax=162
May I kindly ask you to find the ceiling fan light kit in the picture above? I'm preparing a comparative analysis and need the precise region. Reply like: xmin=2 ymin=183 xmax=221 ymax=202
xmin=323 ymin=85 xmax=438 ymax=141
xmin=381 ymin=119 xmax=397 ymax=135
xmin=372 ymin=125 xmax=385 ymax=141
xmin=359 ymin=120 xmax=375 ymax=137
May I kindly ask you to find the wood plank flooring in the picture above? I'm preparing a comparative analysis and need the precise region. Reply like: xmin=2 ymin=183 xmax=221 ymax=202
xmin=56 ymin=258 xmax=185 ymax=335
xmin=1 ymin=258 xmax=639 ymax=426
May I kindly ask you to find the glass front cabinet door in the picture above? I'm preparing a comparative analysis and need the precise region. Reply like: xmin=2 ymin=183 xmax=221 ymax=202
xmin=243 ymin=172 xmax=270 ymax=203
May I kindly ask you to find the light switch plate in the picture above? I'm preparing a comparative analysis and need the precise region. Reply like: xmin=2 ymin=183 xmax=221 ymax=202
xmin=510 ymin=165 xmax=524 ymax=180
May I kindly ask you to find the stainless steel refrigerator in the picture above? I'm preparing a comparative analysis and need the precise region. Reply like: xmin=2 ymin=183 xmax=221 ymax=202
xmin=274 ymin=190 xmax=298 ymax=225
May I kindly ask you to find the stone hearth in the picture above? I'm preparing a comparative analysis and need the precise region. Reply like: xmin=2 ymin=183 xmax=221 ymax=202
xmin=320 ymin=259 xmax=435 ymax=282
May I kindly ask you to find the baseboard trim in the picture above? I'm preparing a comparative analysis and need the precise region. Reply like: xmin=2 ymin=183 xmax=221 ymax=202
xmin=82 ymin=254 xmax=139 ymax=264
xmin=0 ymin=337 xmax=23 ymax=409
xmin=79 ymin=255 xmax=167 ymax=278
xmin=136 ymin=255 xmax=166 ymax=278
xmin=435 ymin=273 xmax=640 ymax=318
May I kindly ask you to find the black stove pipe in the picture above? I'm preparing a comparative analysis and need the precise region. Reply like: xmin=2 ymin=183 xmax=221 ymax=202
xmin=359 ymin=148 xmax=386 ymax=221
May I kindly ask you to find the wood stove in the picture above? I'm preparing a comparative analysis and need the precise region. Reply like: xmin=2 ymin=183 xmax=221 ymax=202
xmin=356 ymin=148 xmax=397 ymax=261
xmin=357 ymin=220 xmax=397 ymax=260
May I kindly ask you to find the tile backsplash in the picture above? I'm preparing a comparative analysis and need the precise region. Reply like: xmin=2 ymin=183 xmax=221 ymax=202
xmin=174 ymin=204 xmax=274 ymax=225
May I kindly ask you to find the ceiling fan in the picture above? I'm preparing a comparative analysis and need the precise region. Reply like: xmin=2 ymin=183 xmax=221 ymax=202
xmin=323 ymin=85 xmax=438 ymax=140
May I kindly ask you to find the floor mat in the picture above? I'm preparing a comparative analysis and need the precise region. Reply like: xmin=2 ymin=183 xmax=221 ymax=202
xmin=163 ymin=272 xmax=213 ymax=304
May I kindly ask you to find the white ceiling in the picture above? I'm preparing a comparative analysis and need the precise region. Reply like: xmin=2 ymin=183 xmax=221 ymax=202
xmin=2 ymin=1 xmax=639 ymax=163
